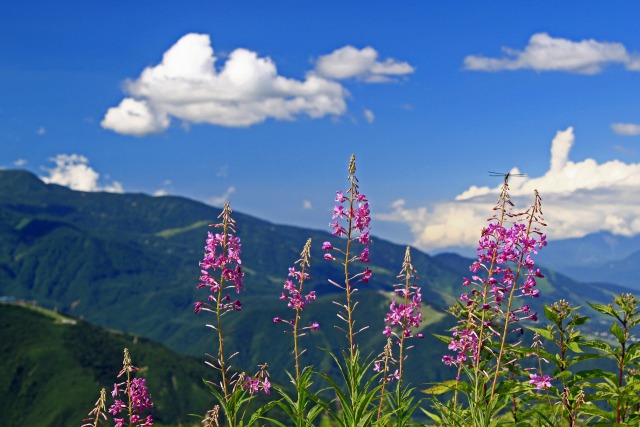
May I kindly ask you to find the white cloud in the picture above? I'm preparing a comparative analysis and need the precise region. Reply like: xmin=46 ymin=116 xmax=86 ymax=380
xmin=36 ymin=127 xmax=46 ymax=136
xmin=102 ymin=33 xmax=357 ymax=135
xmin=102 ymin=98 xmax=170 ymax=136
xmin=14 ymin=158 xmax=27 ymax=167
xmin=302 ymin=200 xmax=313 ymax=210
xmin=209 ymin=185 xmax=236 ymax=206
xmin=379 ymin=127 xmax=640 ymax=250
xmin=315 ymin=45 xmax=414 ymax=82
xmin=612 ymin=123 xmax=640 ymax=136
xmin=40 ymin=154 xmax=124 ymax=193
xmin=363 ymin=109 xmax=375 ymax=123
xmin=464 ymin=33 xmax=639 ymax=74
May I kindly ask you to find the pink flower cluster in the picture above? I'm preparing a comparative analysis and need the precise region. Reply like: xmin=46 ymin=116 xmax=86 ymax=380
xmin=243 ymin=364 xmax=271 ymax=395
xmin=442 ymin=328 xmax=479 ymax=366
xmin=323 ymin=190 xmax=372 ymax=283
xmin=330 ymin=191 xmax=372 ymax=238
xmin=273 ymin=266 xmax=319 ymax=330
xmin=529 ymin=373 xmax=552 ymax=390
xmin=194 ymin=222 xmax=244 ymax=314
xmin=443 ymin=217 xmax=547 ymax=367
xmin=109 ymin=377 xmax=154 ymax=427
xmin=383 ymin=288 xmax=424 ymax=340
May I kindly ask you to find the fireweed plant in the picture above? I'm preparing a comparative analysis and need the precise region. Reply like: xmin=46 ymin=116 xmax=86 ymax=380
xmin=428 ymin=174 xmax=548 ymax=426
xmin=267 ymin=238 xmax=325 ymax=427
xmin=82 ymin=348 xmax=154 ymax=427
xmin=81 ymin=156 xmax=640 ymax=426
xmin=194 ymin=201 xmax=271 ymax=427
xmin=375 ymin=246 xmax=425 ymax=425
xmin=314 ymin=154 xmax=385 ymax=427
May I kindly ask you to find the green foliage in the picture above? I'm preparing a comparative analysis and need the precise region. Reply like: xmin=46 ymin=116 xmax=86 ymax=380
xmin=313 ymin=349 xmax=382 ymax=427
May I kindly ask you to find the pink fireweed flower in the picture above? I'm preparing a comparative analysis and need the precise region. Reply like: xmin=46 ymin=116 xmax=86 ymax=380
xmin=380 ymin=247 xmax=423 ymax=385
xmin=108 ymin=349 xmax=154 ymax=427
xmin=529 ymin=373 xmax=552 ymax=390
xmin=195 ymin=202 xmax=244 ymax=318
xmin=243 ymin=363 xmax=271 ymax=395
xmin=324 ymin=155 xmax=373 ymax=359
xmin=194 ymin=202 xmax=246 ymax=398
xmin=274 ymin=239 xmax=317 ymax=381
xmin=323 ymin=163 xmax=372 ymax=285
xmin=443 ymin=181 xmax=546 ymax=378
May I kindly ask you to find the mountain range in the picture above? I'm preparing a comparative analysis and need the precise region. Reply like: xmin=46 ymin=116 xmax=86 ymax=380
xmin=1 ymin=169 xmax=637 ymax=425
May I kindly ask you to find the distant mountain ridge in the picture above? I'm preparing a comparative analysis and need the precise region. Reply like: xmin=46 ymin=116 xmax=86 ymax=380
xmin=534 ymin=231 xmax=640 ymax=289
xmin=0 ymin=169 xmax=634 ymax=390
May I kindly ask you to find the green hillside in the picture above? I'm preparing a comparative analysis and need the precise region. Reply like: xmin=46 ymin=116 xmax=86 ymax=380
xmin=0 ymin=303 xmax=217 ymax=426
xmin=0 ymin=169 xmax=631 ymax=391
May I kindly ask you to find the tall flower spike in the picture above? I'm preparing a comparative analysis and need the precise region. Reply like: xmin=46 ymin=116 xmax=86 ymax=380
xmin=109 ymin=349 xmax=154 ymax=427
xmin=81 ymin=388 xmax=108 ymax=427
xmin=382 ymin=247 xmax=424 ymax=387
xmin=194 ymin=201 xmax=244 ymax=398
xmin=274 ymin=238 xmax=318 ymax=381
xmin=442 ymin=179 xmax=547 ymax=411
xmin=323 ymin=154 xmax=372 ymax=360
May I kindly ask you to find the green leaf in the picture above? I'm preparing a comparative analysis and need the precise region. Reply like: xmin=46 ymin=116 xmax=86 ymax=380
xmin=610 ymin=321 xmax=626 ymax=344
xmin=543 ymin=304 xmax=560 ymax=324
xmin=433 ymin=333 xmax=452 ymax=344
xmin=567 ymin=340 xmax=583 ymax=353
xmin=582 ymin=339 xmax=614 ymax=355
xmin=422 ymin=380 xmax=460 ymax=395
xmin=573 ymin=369 xmax=617 ymax=383
xmin=589 ymin=302 xmax=615 ymax=317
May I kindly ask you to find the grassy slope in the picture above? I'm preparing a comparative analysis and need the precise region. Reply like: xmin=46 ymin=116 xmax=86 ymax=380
xmin=0 ymin=303 xmax=218 ymax=426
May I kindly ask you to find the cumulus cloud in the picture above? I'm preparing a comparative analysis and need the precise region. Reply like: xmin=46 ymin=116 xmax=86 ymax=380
xmin=315 ymin=45 xmax=414 ymax=82
xmin=464 ymin=33 xmax=639 ymax=74
xmin=102 ymin=34 xmax=357 ymax=135
xmin=612 ymin=123 xmax=640 ymax=136
xmin=378 ymin=127 xmax=640 ymax=250
xmin=14 ymin=158 xmax=27 ymax=167
xmin=102 ymin=98 xmax=170 ymax=136
xmin=40 ymin=154 xmax=123 ymax=193
xmin=209 ymin=185 xmax=236 ymax=206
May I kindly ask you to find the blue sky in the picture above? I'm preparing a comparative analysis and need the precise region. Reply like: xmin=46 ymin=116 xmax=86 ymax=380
xmin=3 ymin=1 xmax=640 ymax=251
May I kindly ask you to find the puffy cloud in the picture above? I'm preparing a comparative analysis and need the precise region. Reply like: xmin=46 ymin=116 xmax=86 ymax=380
xmin=378 ymin=127 xmax=640 ymax=250
xmin=102 ymin=98 xmax=170 ymax=136
xmin=464 ymin=33 xmax=638 ymax=74
xmin=315 ymin=45 xmax=414 ymax=82
xmin=14 ymin=158 xmax=27 ymax=167
xmin=40 ymin=154 xmax=123 ymax=193
xmin=209 ymin=185 xmax=236 ymax=206
xmin=102 ymin=33 xmax=353 ymax=135
xmin=612 ymin=123 xmax=640 ymax=136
